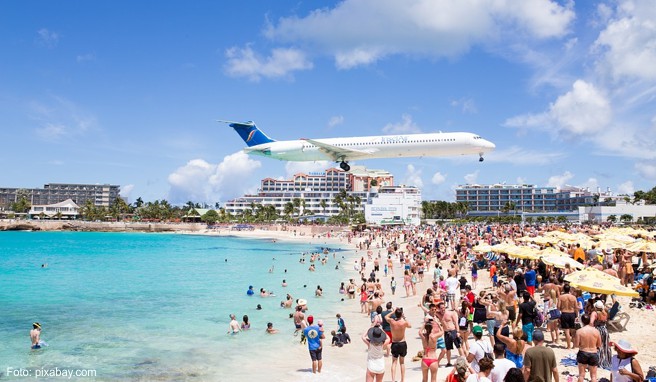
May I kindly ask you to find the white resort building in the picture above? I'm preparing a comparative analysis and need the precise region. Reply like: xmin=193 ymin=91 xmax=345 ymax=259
xmin=28 ymin=199 xmax=80 ymax=219
xmin=365 ymin=185 xmax=422 ymax=225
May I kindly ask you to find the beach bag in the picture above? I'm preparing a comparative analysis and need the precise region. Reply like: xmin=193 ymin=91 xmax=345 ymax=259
xmin=477 ymin=342 xmax=494 ymax=361
xmin=547 ymin=308 xmax=562 ymax=321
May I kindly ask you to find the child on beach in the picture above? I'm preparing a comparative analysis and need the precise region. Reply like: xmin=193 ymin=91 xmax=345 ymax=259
xmin=390 ymin=277 xmax=397 ymax=295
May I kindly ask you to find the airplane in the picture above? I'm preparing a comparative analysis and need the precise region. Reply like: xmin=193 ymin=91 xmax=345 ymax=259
xmin=223 ymin=120 xmax=495 ymax=172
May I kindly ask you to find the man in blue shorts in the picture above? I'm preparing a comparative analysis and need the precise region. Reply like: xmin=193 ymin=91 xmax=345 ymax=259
xmin=303 ymin=315 xmax=325 ymax=374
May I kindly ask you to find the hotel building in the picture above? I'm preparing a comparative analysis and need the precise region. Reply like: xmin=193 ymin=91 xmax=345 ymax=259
xmin=0 ymin=183 xmax=120 ymax=208
xmin=364 ymin=185 xmax=422 ymax=225
xmin=455 ymin=184 xmax=558 ymax=212
xmin=224 ymin=166 xmax=394 ymax=217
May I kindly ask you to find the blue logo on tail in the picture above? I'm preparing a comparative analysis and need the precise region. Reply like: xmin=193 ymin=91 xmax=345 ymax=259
xmin=229 ymin=121 xmax=276 ymax=147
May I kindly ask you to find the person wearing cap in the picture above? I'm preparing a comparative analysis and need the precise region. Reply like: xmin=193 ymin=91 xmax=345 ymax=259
xmin=362 ymin=325 xmax=390 ymax=382
xmin=610 ymin=339 xmax=643 ymax=382
xmin=467 ymin=325 xmax=493 ymax=373
xmin=303 ymin=315 xmax=325 ymax=374
xmin=522 ymin=330 xmax=558 ymax=382
xmin=30 ymin=322 xmax=42 ymax=349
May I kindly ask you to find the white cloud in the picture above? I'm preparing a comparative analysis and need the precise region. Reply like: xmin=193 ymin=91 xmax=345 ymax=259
xmin=635 ymin=162 xmax=656 ymax=181
xmin=327 ymin=115 xmax=344 ymax=128
xmin=404 ymin=164 xmax=423 ymax=189
xmin=29 ymin=95 xmax=98 ymax=142
xmin=167 ymin=152 xmax=262 ymax=203
xmin=578 ymin=178 xmax=599 ymax=192
xmin=285 ymin=161 xmax=333 ymax=177
xmin=516 ymin=177 xmax=526 ymax=185
xmin=464 ymin=170 xmax=479 ymax=184
xmin=264 ymin=0 xmax=574 ymax=69
xmin=224 ymin=46 xmax=313 ymax=81
xmin=37 ymin=28 xmax=59 ymax=48
xmin=450 ymin=98 xmax=477 ymax=114
xmin=485 ymin=145 xmax=565 ymax=165
xmin=593 ymin=0 xmax=656 ymax=81
xmin=120 ymin=184 xmax=135 ymax=199
xmin=76 ymin=53 xmax=96 ymax=62
xmin=431 ymin=172 xmax=446 ymax=185
xmin=616 ymin=180 xmax=634 ymax=195
xmin=382 ymin=114 xmax=422 ymax=134
xmin=546 ymin=171 xmax=574 ymax=188
xmin=505 ymin=80 xmax=611 ymax=137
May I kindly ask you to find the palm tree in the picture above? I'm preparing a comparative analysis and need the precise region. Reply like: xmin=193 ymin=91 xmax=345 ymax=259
xmin=284 ymin=202 xmax=295 ymax=220
xmin=319 ymin=199 xmax=327 ymax=215
xmin=607 ymin=215 xmax=617 ymax=223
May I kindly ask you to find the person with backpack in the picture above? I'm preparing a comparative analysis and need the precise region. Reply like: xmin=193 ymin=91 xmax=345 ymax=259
xmin=467 ymin=325 xmax=494 ymax=373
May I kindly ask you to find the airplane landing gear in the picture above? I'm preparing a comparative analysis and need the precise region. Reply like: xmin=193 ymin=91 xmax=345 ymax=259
xmin=479 ymin=155 xmax=484 ymax=162
xmin=339 ymin=161 xmax=351 ymax=171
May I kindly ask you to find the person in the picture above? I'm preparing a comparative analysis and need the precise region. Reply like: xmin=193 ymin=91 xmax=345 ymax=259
xmin=266 ymin=322 xmax=279 ymax=334
xmin=472 ymin=263 xmax=479 ymax=289
xmin=557 ymin=284 xmax=578 ymax=349
xmin=246 ymin=285 xmax=255 ymax=296
xmin=228 ymin=314 xmax=241 ymax=334
xmin=338 ymin=327 xmax=352 ymax=344
xmin=381 ymin=302 xmax=393 ymax=356
xmin=467 ymin=325 xmax=494 ymax=373
xmin=446 ymin=270 xmax=460 ymax=310
xmin=610 ymin=340 xmax=643 ymax=382
xmin=30 ymin=322 xmax=43 ymax=349
xmin=574 ymin=314 xmax=601 ymax=382
xmin=459 ymin=301 xmax=471 ymax=354
xmin=282 ymin=279 xmax=287 ymax=287
xmin=490 ymin=343 xmax=516 ymax=382
xmin=516 ymin=292 xmax=536 ymax=345
xmin=362 ymin=325 xmax=390 ymax=382
xmin=385 ymin=307 xmax=412 ymax=382
xmin=241 ymin=315 xmax=250 ymax=330
xmin=466 ymin=357 xmax=495 ymax=382
xmin=315 ymin=285 xmax=323 ymax=297
xmin=497 ymin=324 xmax=531 ymax=368
xmin=391 ymin=276 xmax=397 ymax=295
xmin=591 ymin=300 xmax=611 ymax=369
xmin=436 ymin=301 xmax=464 ymax=365
xmin=574 ymin=243 xmax=586 ymax=264
xmin=256 ymin=304 xmax=262 ymax=310
xmin=490 ymin=261 xmax=498 ymax=287
xmin=293 ymin=305 xmax=305 ymax=336
xmin=303 ymin=315 xmax=325 ymax=374
xmin=336 ymin=313 xmax=346 ymax=333
xmin=523 ymin=330 xmax=558 ymax=382
xmin=419 ymin=319 xmax=441 ymax=382
xmin=447 ymin=357 xmax=470 ymax=382
xmin=525 ymin=265 xmax=537 ymax=297
xmin=331 ymin=330 xmax=343 ymax=347
xmin=503 ymin=368 xmax=525 ymax=382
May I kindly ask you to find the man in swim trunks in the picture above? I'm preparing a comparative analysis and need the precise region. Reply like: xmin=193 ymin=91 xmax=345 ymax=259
xmin=573 ymin=314 xmax=601 ymax=382
xmin=30 ymin=322 xmax=42 ymax=349
xmin=293 ymin=306 xmax=305 ymax=336
xmin=436 ymin=301 xmax=464 ymax=366
xmin=228 ymin=314 xmax=241 ymax=334
xmin=385 ymin=307 xmax=412 ymax=382
xmin=303 ymin=315 xmax=325 ymax=374
xmin=557 ymin=284 xmax=578 ymax=349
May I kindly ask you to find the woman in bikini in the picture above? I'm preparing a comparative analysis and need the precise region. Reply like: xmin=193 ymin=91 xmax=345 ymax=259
xmin=419 ymin=319 xmax=441 ymax=382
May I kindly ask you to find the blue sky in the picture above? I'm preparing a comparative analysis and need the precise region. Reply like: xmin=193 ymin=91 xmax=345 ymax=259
xmin=2 ymin=1 xmax=656 ymax=205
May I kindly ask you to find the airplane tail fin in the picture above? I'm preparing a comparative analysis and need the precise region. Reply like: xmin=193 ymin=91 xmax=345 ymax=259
xmin=221 ymin=120 xmax=276 ymax=147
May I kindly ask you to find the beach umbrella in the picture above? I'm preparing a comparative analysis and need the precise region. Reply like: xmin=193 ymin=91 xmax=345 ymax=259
xmin=471 ymin=243 xmax=493 ymax=253
xmin=506 ymin=246 xmax=539 ymax=260
xmin=626 ymin=241 xmax=656 ymax=253
xmin=564 ymin=268 xmax=638 ymax=297
xmin=542 ymin=255 xmax=584 ymax=269
xmin=490 ymin=243 xmax=513 ymax=253
xmin=537 ymin=247 xmax=567 ymax=257
xmin=595 ymin=239 xmax=628 ymax=250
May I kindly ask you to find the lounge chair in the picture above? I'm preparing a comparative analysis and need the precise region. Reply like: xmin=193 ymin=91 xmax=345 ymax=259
xmin=606 ymin=303 xmax=630 ymax=332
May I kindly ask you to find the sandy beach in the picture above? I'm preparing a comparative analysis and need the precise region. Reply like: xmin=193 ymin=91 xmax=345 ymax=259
xmin=198 ymin=226 xmax=656 ymax=382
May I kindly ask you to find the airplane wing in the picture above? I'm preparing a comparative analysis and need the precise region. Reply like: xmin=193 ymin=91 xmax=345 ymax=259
xmin=301 ymin=138 xmax=377 ymax=161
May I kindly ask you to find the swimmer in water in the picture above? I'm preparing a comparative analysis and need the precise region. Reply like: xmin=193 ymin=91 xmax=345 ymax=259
xmin=282 ymin=279 xmax=288 ymax=287
xmin=266 ymin=322 xmax=279 ymax=334
xmin=30 ymin=322 xmax=42 ymax=349
xmin=228 ymin=314 xmax=241 ymax=334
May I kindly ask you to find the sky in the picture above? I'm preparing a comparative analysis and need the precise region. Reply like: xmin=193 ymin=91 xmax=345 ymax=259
xmin=1 ymin=0 xmax=656 ymax=205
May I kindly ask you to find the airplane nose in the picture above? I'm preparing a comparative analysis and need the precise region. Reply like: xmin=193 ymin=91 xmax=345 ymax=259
xmin=484 ymin=140 xmax=496 ymax=150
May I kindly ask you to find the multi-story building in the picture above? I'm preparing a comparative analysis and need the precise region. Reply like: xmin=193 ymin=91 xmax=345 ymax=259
xmin=556 ymin=186 xmax=622 ymax=211
xmin=456 ymin=184 xmax=558 ymax=213
xmin=365 ymin=185 xmax=422 ymax=225
xmin=224 ymin=166 xmax=394 ymax=217
xmin=0 ymin=183 xmax=120 ymax=208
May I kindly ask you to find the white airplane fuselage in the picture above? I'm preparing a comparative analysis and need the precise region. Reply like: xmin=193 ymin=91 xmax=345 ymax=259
xmin=244 ymin=132 xmax=495 ymax=162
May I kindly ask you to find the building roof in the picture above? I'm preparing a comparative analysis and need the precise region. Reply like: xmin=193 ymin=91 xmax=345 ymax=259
xmin=32 ymin=198 xmax=80 ymax=208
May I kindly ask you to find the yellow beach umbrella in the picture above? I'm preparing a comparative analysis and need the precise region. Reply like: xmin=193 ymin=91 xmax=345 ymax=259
xmin=537 ymin=247 xmax=567 ymax=258
xmin=506 ymin=246 xmax=539 ymax=260
xmin=542 ymin=255 xmax=584 ymax=269
xmin=472 ymin=243 xmax=493 ymax=253
xmin=564 ymin=268 xmax=638 ymax=297
xmin=626 ymin=241 xmax=656 ymax=253
xmin=490 ymin=243 xmax=513 ymax=253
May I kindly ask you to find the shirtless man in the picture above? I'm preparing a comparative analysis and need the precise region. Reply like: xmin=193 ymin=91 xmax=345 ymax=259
xmin=293 ymin=306 xmax=306 ymax=336
xmin=228 ymin=314 xmax=241 ymax=334
xmin=385 ymin=307 xmax=412 ymax=382
xmin=30 ymin=322 xmax=42 ymax=349
xmin=557 ymin=284 xmax=578 ymax=349
xmin=498 ymin=282 xmax=517 ymax=330
xmin=369 ymin=292 xmax=385 ymax=319
xmin=573 ymin=314 xmax=602 ymax=382
xmin=436 ymin=301 xmax=465 ymax=365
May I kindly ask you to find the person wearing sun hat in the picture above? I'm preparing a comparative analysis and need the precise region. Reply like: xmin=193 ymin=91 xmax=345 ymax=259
xmin=362 ymin=325 xmax=390 ymax=381
xmin=610 ymin=340 xmax=644 ymax=382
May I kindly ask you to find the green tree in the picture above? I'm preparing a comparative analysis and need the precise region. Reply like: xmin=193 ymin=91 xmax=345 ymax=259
xmin=556 ymin=215 xmax=567 ymax=223
xmin=607 ymin=214 xmax=617 ymax=223
xmin=201 ymin=210 xmax=219 ymax=224
xmin=319 ymin=199 xmax=327 ymax=215
xmin=620 ymin=214 xmax=633 ymax=223
xmin=11 ymin=189 xmax=31 ymax=213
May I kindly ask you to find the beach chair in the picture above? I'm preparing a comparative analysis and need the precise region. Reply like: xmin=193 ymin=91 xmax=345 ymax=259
xmin=606 ymin=311 xmax=630 ymax=332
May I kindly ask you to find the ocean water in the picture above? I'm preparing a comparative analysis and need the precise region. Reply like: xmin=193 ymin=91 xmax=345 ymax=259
xmin=0 ymin=231 xmax=353 ymax=381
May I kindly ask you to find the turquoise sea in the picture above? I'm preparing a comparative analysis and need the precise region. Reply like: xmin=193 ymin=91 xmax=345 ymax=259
xmin=0 ymin=231 xmax=352 ymax=381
